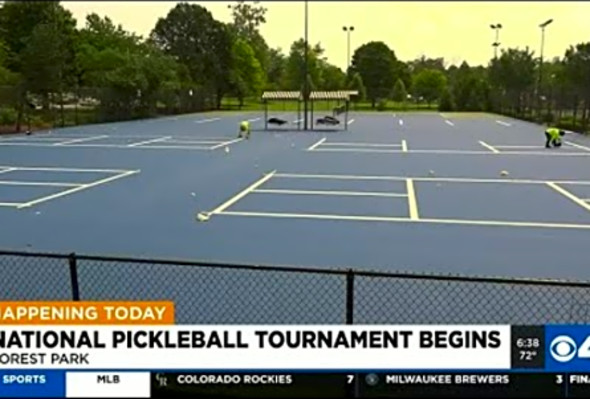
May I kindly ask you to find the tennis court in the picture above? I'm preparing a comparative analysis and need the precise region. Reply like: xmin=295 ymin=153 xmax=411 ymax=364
xmin=1 ymin=111 xmax=589 ymax=279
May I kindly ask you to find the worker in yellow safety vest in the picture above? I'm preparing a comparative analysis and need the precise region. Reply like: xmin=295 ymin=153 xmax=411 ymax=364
xmin=238 ymin=121 xmax=250 ymax=139
xmin=545 ymin=127 xmax=565 ymax=148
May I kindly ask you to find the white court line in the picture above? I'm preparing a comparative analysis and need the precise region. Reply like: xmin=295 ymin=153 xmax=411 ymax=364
xmin=54 ymin=135 xmax=108 ymax=146
xmin=163 ymin=139 xmax=225 ymax=144
xmin=209 ymin=171 xmax=277 ymax=215
xmin=565 ymin=141 xmax=590 ymax=152
xmin=0 ymin=167 xmax=16 ymax=174
xmin=247 ymin=118 xmax=261 ymax=122
xmin=347 ymin=119 xmax=355 ymax=125
xmin=494 ymin=145 xmax=544 ymax=149
xmin=194 ymin=118 xmax=221 ymax=124
xmin=496 ymin=120 xmax=511 ymax=127
xmin=209 ymin=137 xmax=244 ymax=150
xmin=445 ymin=120 xmax=454 ymax=126
xmin=479 ymin=140 xmax=500 ymax=153
xmin=216 ymin=211 xmax=590 ymax=230
xmin=274 ymin=173 xmax=590 ymax=186
xmin=0 ymin=181 xmax=81 ymax=187
xmin=402 ymin=140 xmax=408 ymax=153
xmin=322 ymin=142 xmax=401 ymax=148
xmin=546 ymin=182 xmax=590 ymax=213
xmin=310 ymin=148 xmax=402 ymax=153
xmin=253 ymin=189 xmax=408 ymax=198
xmin=405 ymin=179 xmax=419 ymax=220
xmin=0 ymin=166 xmax=133 ymax=174
xmin=0 ymin=202 xmax=22 ymax=207
xmin=293 ymin=119 xmax=303 ymax=123
xmin=127 ymin=136 xmax=171 ymax=147
xmin=17 ymin=170 xmax=140 ymax=209
xmin=307 ymin=138 xmax=326 ymax=151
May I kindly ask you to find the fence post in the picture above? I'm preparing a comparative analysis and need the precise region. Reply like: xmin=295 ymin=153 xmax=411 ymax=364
xmin=68 ymin=253 xmax=80 ymax=301
xmin=346 ymin=269 xmax=354 ymax=324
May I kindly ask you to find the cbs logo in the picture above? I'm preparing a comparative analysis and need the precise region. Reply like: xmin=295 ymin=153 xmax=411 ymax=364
xmin=550 ymin=335 xmax=590 ymax=363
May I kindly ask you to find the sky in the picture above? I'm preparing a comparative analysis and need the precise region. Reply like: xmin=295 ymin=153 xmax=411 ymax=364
xmin=63 ymin=1 xmax=590 ymax=70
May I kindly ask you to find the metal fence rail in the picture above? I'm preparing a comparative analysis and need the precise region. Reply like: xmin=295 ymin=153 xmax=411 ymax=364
xmin=2 ymin=249 xmax=590 ymax=325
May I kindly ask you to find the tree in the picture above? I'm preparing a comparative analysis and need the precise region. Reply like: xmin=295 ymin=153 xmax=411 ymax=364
xmin=350 ymin=41 xmax=397 ymax=108
xmin=391 ymin=78 xmax=407 ymax=103
xmin=229 ymin=38 xmax=264 ymax=107
xmin=438 ymin=87 xmax=455 ymax=111
xmin=284 ymin=39 xmax=324 ymax=91
xmin=412 ymin=68 xmax=447 ymax=107
xmin=150 ymin=3 xmax=233 ymax=108
xmin=347 ymin=72 xmax=366 ymax=105
xmin=563 ymin=43 xmax=590 ymax=129
xmin=408 ymin=55 xmax=445 ymax=74
xmin=488 ymin=47 xmax=536 ymax=115
xmin=320 ymin=63 xmax=346 ymax=90
xmin=265 ymin=47 xmax=285 ymax=90
xmin=228 ymin=1 xmax=270 ymax=77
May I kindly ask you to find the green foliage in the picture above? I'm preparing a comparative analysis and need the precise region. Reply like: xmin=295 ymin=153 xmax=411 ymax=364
xmin=391 ymin=78 xmax=407 ymax=102
xmin=376 ymin=98 xmax=388 ymax=111
xmin=230 ymin=38 xmax=264 ymax=105
xmin=412 ymin=68 xmax=447 ymax=105
xmin=0 ymin=106 xmax=17 ymax=124
xmin=350 ymin=41 xmax=397 ymax=107
xmin=438 ymin=87 xmax=455 ymax=111
xmin=347 ymin=72 xmax=366 ymax=102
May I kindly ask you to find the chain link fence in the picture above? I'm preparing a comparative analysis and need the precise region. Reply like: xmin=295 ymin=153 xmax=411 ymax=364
xmin=2 ymin=250 xmax=590 ymax=325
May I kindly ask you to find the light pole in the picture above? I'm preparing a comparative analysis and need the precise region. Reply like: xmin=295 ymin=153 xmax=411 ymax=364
xmin=537 ymin=19 xmax=553 ymax=117
xmin=342 ymin=26 xmax=354 ymax=72
xmin=490 ymin=23 xmax=502 ymax=58
xmin=303 ymin=0 xmax=309 ymax=130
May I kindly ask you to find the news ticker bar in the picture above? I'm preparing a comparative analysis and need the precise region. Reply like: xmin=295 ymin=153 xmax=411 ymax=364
xmin=4 ymin=371 xmax=590 ymax=398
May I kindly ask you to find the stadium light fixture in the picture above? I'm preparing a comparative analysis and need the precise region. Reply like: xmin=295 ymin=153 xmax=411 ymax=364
xmin=343 ymin=26 xmax=355 ymax=72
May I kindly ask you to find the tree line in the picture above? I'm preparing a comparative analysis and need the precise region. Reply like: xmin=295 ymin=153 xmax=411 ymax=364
xmin=0 ymin=1 xmax=588 ymax=133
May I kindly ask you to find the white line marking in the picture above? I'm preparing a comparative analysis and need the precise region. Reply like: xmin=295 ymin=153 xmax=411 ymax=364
xmin=565 ymin=141 xmax=590 ymax=152
xmin=194 ymin=118 xmax=221 ymax=124
xmin=209 ymin=137 xmax=244 ymax=150
xmin=310 ymin=148 xmax=403 ymax=153
xmin=347 ymin=119 xmax=355 ymax=125
xmin=406 ymin=179 xmax=419 ymax=220
xmin=402 ymin=140 xmax=408 ymax=153
xmin=0 ymin=202 xmax=22 ymax=207
xmin=494 ymin=145 xmax=544 ymax=149
xmin=210 ymin=171 xmax=277 ymax=215
xmin=479 ymin=140 xmax=500 ymax=153
xmin=164 ymin=139 xmax=226 ymax=144
xmin=128 ymin=136 xmax=171 ymax=147
xmin=0 ymin=166 xmax=133 ymax=173
xmin=216 ymin=211 xmax=590 ymax=230
xmin=0 ymin=168 xmax=16 ymax=174
xmin=445 ymin=120 xmax=454 ymax=126
xmin=253 ymin=189 xmax=408 ymax=197
xmin=0 ymin=181 xmax=82 ymax=187
xmin=292 ymin=119 xmax=303 ymax=123
xmin=54 ymin=135 xmax=108 ymax=146
xmin=496 ymin=120 xmax=511 ymax=127
xmin=307 ymin=138 xmax=326 ymax=151
xmin=322 ymin=142 xmax=401 ymax=148
xmin=274 ymin=173 xmax=590 ymax=185
xmin=546 ymin=182 xmax=590 ymax=213
xmin=16 ymin=170 xmax=140 ymax=209
xmin=247 ymin=117 xmax=261 ymax=122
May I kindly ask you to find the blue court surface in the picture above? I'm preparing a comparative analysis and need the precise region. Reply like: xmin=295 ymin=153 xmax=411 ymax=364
xmin=1 ymin=111 xmax=590 ymax=317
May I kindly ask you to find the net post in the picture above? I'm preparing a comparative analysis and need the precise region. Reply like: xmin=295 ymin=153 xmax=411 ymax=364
xmin=346 ymin=269 xmax=354 ymax=324
xmin=68 ymin=252 xmax=80 ymax=301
